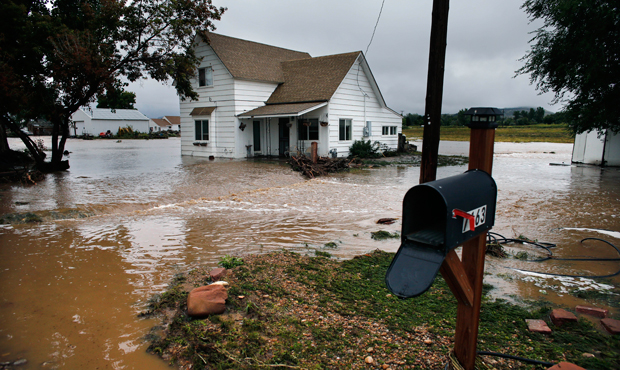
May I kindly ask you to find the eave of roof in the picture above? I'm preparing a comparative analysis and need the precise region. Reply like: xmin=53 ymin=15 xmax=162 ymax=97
xmin=238 ymin=102 xmax=327 ymax=118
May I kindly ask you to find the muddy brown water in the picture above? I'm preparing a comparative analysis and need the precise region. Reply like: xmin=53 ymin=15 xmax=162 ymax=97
xmin=1 ymin=137 xmax=619 ymax=369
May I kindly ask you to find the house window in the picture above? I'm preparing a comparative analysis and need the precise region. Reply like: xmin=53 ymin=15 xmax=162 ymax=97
xmin=339 ymin=119 xmax=351 ymax=141
xmin=298 ymin=119 xmax=319 ymax=140
xmin=195 ymin=120 xmax=209 ymax=140
xmin=382 ymin=126 xmax=397 ymax=135
xmin=198 ymin=67 xmax=213 ymax=87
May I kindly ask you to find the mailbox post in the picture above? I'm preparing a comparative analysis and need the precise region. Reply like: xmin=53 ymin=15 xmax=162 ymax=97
xmin=386 ymin=107 xmax=502 ymax=370
xmin=447 ymin=107 xmax=501 ymax=370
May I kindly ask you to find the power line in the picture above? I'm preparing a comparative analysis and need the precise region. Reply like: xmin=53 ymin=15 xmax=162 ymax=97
xmin=365 ymin=0 xmax=386 ymax=56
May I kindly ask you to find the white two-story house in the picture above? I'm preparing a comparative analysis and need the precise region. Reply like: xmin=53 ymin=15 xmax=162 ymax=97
xmin=180 ymin=33 xmax=402 ymax=158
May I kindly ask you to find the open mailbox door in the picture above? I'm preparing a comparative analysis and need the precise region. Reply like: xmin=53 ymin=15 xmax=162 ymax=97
xmin=385 ymin=169 xmax=497 ymax=298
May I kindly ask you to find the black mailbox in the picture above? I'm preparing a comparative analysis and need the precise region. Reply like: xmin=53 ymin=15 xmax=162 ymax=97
xmin=385 ymin=169 xmax=497 ymax=298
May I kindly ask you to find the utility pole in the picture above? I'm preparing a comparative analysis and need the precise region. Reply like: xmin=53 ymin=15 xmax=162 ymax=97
xmin=419 ymin=0 xmax=449 ymax=184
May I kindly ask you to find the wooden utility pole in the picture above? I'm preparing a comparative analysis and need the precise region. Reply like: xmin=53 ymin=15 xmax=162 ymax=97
xmin=419 ymin=0 xmax=450 ymax=184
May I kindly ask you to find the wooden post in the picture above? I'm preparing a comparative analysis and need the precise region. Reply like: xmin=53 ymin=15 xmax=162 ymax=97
xmin=419 ymin=0 xmax=450 ymax=184
xmin=311 ymin=142 xmax=318 ymax=164
xmin=452 ymin=127 xmax=495 ymax=370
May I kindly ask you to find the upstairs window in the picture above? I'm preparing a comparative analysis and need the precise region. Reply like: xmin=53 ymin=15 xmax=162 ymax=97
xmin=195 ymin=120 xmax=209 ymax=140
xmin=339 ymin=119 xmax=351 ymax=141
xmin=198 ymin=67 xmax=213 ymax=87
xmin=298 ymin=119 xmax=319 ymax=140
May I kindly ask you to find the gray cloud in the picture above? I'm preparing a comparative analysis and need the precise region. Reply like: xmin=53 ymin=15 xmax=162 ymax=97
xmin=131 ymin=0 xmax=558 ymax=118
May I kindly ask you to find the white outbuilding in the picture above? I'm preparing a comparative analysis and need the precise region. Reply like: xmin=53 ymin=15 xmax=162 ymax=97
xmin=572 ymin=130 xmax=620 ymax=166
xmin=71 ymin=108 xmax=150 ymax=136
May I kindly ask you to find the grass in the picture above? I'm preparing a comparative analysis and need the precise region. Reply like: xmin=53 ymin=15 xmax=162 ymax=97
xmin=143 ymin=251 xmax=619 ymax=369
xmin=403 ymin=124 xmax=574 ymax=143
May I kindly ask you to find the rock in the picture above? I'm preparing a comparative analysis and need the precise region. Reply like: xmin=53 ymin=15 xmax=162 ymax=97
xmin=210 ymin=281 xmax=229 ymax=287
xmin=550 ymin=308 xmax=577 ymax=326
xmin=381 ymin=364 xmax=389 ymax=369
xmin=187 ymin=284 xmax=228 ymax=317
xmin=209 ymin=267 xmax=227 ymax=281
xmin=575 ymin=305 xmax=608 ymax=318
xmin=423 ymin=339 xmax=432 ymax=345
xmin=525 ymin=319 xmax=552 ymax=334
xmin=582 ymin=353 xmax=595 ymax=358
xmin=546 ymin=362 xmax=587 ymax=370
xmin=601 ymin=318 xmax=620 ymax=334
xmin=366 ymin=347 xmax=374 ymax=353
xmin=13 ymin=359 xmax=27 ymax=366
xmin=365 ymin=356 xmax=374 ymax=364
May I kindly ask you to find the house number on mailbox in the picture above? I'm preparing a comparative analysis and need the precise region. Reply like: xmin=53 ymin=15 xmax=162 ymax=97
xmin=462 ymin=205 xmax=487 ymax=233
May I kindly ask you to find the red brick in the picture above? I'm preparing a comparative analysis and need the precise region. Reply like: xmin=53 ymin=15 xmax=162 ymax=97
xmin=550 ymin=309 xmax=577 ymax=326
xmin=601 ymin=318 xmax=620 ymax=334
xmin=546 ymin=362 xmax=587 ymax=370
xmin=526 ymin=319 xmax=552 ymax=334
xmin=575 ymin=305 xmax=608 ymax=318
xmin=209 ymin=267 xmax=227 ymax=281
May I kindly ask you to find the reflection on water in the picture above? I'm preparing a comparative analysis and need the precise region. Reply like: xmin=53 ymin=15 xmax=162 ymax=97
xmin=1 ymin=137 xmax=619 ymax=369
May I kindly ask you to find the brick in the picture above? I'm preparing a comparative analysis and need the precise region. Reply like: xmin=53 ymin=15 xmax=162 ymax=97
xmin=601 ymin=318 xmax=620 ymax=335
xmin=209 ymin=267 xmax=227 ymax=281
xmin=546 ymin=362 xmax=587 ymax=370
xmin=550 ymin=308 xmax=577 ymax=326
xmin=526 ymin=319 xmax=552 ymax=334
xmin=575 ymin=305 xmax=608 ymax=318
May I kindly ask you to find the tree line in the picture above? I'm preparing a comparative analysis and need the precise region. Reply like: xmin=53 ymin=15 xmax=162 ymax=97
xmin=402 ymin=107 xmax=567 ymax=128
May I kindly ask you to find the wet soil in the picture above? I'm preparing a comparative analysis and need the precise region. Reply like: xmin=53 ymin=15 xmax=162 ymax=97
xmin=0 ymin=137 xmax=618 ymax=369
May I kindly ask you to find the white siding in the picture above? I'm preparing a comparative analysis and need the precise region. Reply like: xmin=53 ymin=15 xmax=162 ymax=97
xmin=234 ymin=80 xmax=278 ymax=157
xmin=180 ymin=40 xmax=236 ymax=157
xmin=180 ymin=40 xmax=281 ymax=158
xmin=327 ymin=58 xmax=401 ymax=157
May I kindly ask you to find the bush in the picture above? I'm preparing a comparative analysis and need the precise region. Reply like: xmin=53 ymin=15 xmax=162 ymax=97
xmin=349 ymin=140 xmax=381 ymax=158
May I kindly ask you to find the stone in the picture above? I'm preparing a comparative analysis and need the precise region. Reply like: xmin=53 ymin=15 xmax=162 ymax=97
xmin=210 ymin=281 xmax=229 ymax=287
xmin=550 ymin=309 xmax=577 ymax=326
xmin=187 ymin=284 xmax=228 ymax=317
xmin=601 ymin=318 xmax=620 ymax=334
xmin=13 ymin=359 xmax=27 ymax=366
xmin=575 ymin=305 xmax=608 ymax=318
xmin=209 ymin=267 xmax=227 ymax=281
xmin=525 ymin=319 xmax=552 ymax=334
xmin=365 ymin=356 xmax=374 ymax=364
xmin=546 ymin=362 xmax=587 ymax=370
xmin=581 ymin=353 xmax=595 ymax=358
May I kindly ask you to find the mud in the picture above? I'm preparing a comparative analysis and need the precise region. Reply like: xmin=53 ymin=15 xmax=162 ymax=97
xmin=0 ymin=137 xmax=618 ymax=369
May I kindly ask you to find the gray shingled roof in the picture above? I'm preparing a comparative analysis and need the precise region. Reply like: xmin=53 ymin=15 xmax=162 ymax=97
xmin=266 ymin=52 xmax=361 ymax=104
xmin=89 ymin=108 xmax=149 ymax=120
xmin=205 ymin=32 xmax=311 ymax=83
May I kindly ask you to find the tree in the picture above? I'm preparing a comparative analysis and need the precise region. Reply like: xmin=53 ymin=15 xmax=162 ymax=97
xmin=0 ymin=0 xmax=225 ymax=171
xmin=517 ymin=0 xmax=620 ymax=134
xmin=97 ymin=84 xmax=136 ymax=110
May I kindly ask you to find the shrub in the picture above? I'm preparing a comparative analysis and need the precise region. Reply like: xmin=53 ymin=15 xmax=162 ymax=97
xmin=349 ymin=140 xmax=381 ymax=158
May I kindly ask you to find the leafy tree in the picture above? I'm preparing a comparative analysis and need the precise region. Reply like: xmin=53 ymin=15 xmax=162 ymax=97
xmin=97 ymin=84 xmax=136 ymax=110
xmin=517 ymin=0 xmax=620 ymax=134
xmin=0 ymin=0 xmax=225 ymax=171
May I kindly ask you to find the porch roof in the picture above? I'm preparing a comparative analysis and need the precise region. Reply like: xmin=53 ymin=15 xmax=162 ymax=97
xmin=238 ymin=102 xmax=327 ymax=118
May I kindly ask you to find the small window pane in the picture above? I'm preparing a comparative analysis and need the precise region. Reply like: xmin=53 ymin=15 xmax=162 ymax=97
xmin=195 ymin=120 xmax=209 ymax=140
xmin=198 ymin=69 xmax=206 ymax=87
xmin=195 ymin=121 xmax=201 ymax=140
xmin=198 ymin=67 xmax=212 ymax=87
xmin=202 ymin=120 xmax=209 ymax=140
xmin=309 ymin=119 xmax=319 ymax=140
xmin=382 ymin=126 xmax=388 ymax=135
xmin=339 ymin=119 xmax=351 ymax=141
xmin=390 ymin=126 xmax=397 ymax=135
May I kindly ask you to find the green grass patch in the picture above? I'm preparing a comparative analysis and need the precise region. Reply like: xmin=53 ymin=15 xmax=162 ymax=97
xmin=403 ymin=123 xmax=574 ymax=143
xmin=145 ymin=250 xmax=619 ymax=369
xmin=371 ymin=230 xmax=400 ymax=240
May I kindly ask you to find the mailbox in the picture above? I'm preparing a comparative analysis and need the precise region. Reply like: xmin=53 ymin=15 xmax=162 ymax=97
xmin=385 ymin=169 xmax=497 ymax=298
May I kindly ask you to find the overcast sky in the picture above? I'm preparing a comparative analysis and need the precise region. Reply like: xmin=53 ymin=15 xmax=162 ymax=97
xmin=129 ymin=0 xmax=559 ymax=118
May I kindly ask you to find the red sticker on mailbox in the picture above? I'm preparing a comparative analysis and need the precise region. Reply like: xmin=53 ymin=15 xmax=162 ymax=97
xmin=462 ymin=205 xmax=487 ymax=233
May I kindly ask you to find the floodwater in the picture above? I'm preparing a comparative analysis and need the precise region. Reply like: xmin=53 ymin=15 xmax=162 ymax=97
xmin=1 ymin=137 xmax=619 ymax=369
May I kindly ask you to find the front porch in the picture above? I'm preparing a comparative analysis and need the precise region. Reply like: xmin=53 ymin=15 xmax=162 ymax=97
xmin=237 ymin=102 xmax=330 ymax=158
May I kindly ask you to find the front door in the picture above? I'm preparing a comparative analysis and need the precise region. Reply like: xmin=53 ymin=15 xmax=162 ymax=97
xmin=278 ymin=118 xmax=290 ymax=157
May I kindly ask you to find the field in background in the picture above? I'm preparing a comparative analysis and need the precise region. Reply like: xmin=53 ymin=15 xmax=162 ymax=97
xmin=403 ymin=124 xmax=574 ymax=143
